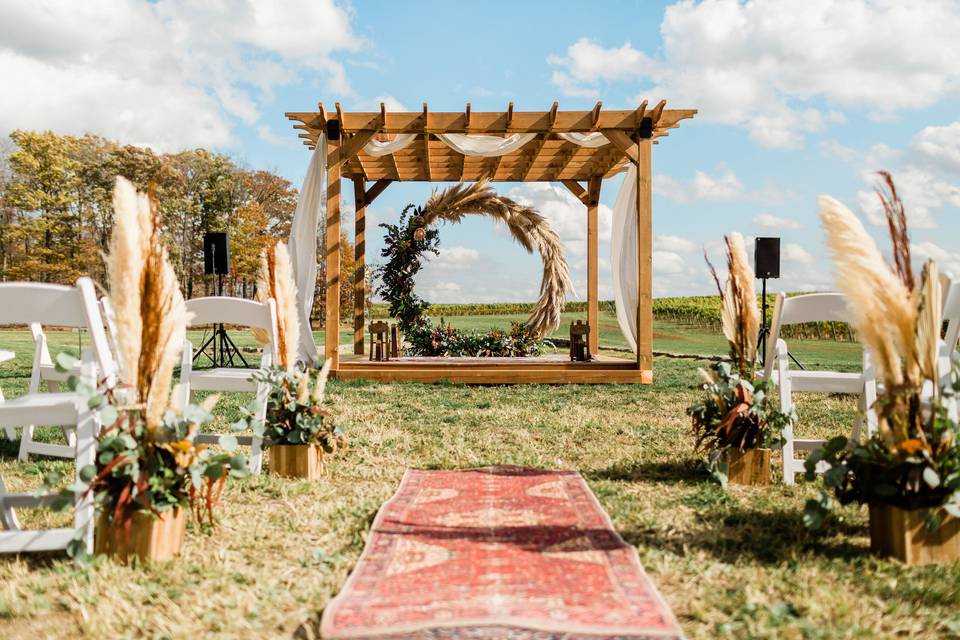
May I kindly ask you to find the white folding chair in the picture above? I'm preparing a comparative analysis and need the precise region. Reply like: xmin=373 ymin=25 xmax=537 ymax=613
xmin=28 ymin=297 xmax=118 ymax=393
xmin=178 ymin=297 xmax=278 ymax=474
xmin=760 ymin=292 xmax=877 ymax=485
xmin=938 ymin=273 xmax=960 ymax=384
xmin=0 ymin=279 xmax=108 ymax=555
xmin=7 ymin=280 xmax=117 ymax=462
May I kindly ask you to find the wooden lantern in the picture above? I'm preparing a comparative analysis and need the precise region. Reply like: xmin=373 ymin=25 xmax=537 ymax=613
xmin=724 ymin=448 xmax=771 ymax=486
xmin=269 ymin=444 xmax=325 ymax=480
xmin=570 ymin=321 xmax=591 ymax=362
xmin=369 ymin=320 xmax=390 ymax=362
xmin=95 ymin=507 xmax=186 ymax=563
xmin=869 ymin=503 xmax=960 ymax=565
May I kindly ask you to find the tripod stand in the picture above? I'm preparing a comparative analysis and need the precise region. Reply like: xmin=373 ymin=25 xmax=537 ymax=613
xmin=193 ymin=273 xmax=249 ymax=368
xmin=757 ymin=277 xmax=803 ymax=369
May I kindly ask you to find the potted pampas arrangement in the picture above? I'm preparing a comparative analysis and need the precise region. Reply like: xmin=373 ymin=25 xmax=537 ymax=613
xmin=64 ymin=178 xmax=247 ymax=562
xmin=805 ymin=173 xmax=960 ymax=564
xmin=687 ymin=233 xmax=793 ymax=486
xmin=249 ymin=242 xmax=347 ymax=479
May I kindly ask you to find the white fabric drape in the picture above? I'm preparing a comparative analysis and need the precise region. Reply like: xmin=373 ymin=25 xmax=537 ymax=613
xmin=363 ymin=133 xmax=418 ymax=157
xmin=611 ymin=165 xmax=638 ymax=353
xmin=558 ymin=132 xmax=609 ymax=148
xmin=435 ymin=133 xmax=536 ymax=157
xmin=287 ymin=136 xmax=326 ymax=363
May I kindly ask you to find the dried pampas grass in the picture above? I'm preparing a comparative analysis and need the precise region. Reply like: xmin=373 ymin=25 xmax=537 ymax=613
xmin=106 ymin=177 xmax=189 ymax=428
xmin=706 ymin=232 xmax=759 ymax=376
xmin=254 ymin=241 xmax=300 ymax=371
xmin=421 ymin=181 xmax=572 ymax=336
xmin=818 ymin=195 xmax=916 ymax=386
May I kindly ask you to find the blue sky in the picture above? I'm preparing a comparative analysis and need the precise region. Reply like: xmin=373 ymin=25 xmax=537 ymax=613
xmin=2 ymin=0 xmax=959 ymax=302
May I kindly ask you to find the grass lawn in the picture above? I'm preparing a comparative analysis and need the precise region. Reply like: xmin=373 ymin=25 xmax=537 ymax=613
xmin=0 ymin=323 xmax=954 ymax=639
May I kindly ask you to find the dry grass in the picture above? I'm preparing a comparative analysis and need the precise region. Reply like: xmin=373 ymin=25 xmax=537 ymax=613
xmin=1 ymin=350 xmax=959 ymax=638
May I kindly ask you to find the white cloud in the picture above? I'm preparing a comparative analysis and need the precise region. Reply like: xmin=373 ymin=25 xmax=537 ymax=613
xmin=425 ymin=246 xmax=481 ymax=271
xmin=656 ymin=165 xmax=792 ymax=204
xmin=653 ymin=250 xmax=692 ymax=275
xmin=0 ymin=0 xmax=361 ymax=151
xmin=856 ymin=166 xmax=960 ymax=229
xmin=753 ymin=213 xmax=801 ymax=230
xmin=655 ymin=234 xmax=697 ymax=253
xmin=507 ymin=183 xmax=612 ymax=257
xmin=818 ymin=140 xmax=857 ymax=162
xmin=782 ymin=243 xmax=815 ymax=266
xmin=913 ymin=122 xmax=960 ymax=174
xmin=912 ymin=241 xmax=960 ymax=279
xmin=546 ymin=38 xmax=654 ymax=86
xmin=548 ymin=2 xmax=960 ymax=149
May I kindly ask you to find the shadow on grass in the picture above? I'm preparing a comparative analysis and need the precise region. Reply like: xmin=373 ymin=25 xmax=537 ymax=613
xmin=620 ymin=505 xmax=869 ymax=564
xmin=585 ymin=458 xmax=707 ymax=486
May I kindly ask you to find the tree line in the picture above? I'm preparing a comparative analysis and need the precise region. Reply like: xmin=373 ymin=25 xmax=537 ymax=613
xmin=0 ymin=131 xmax=357 ymax=326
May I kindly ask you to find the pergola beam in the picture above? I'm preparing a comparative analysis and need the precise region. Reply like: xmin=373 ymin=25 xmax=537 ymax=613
xmin=286 ymin=108 xmax=696 ymax=135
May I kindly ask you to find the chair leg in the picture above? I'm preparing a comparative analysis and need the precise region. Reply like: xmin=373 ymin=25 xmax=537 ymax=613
xmin=18 ymin=424 xmax=35 ymax=462
xmin=864 ymin=378 xmax=878 ymax=438
xmin=250 ymin=384 xmax=268 ymax=475
xmin=0 ymin=476 xmax=22 ymax=531
xmin=74 ymin=409 xmax=97 ymax=555
xmin=780 ymin=374 xmax=796 ymax=485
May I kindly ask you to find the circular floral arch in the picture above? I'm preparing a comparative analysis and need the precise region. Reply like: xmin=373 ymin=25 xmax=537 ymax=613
xmin=417 ymin=181 xmax=572 ymax=336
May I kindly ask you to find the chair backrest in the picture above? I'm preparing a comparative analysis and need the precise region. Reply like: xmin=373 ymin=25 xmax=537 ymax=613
xmin=941 ymin=272 xmax=960 ymax=353
xmin=762 ymin=292 xmax=851 ymax=379
xmin=185 ymin=297 xmax=278 ymax=362
xmin=0 ymin=278 xmax=117 ymax=384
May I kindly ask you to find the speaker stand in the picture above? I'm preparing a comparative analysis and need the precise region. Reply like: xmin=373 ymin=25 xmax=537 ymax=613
xmin=193 ymin=274 xmax=250 ymax=368
xmin=757 ymin=277 xmax=803 ymax=370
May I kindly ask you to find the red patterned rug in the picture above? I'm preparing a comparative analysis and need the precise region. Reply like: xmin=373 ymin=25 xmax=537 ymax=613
xmin=321 ymin=466 xmax=684 ymax=639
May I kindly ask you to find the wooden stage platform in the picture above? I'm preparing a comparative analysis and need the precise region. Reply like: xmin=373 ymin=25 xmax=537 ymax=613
xmin=335 ymin=353 xmax=651 ymax=384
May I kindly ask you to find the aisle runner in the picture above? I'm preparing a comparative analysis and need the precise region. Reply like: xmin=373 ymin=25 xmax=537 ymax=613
xmin=322 ymin=466 xmax=684 ymax=639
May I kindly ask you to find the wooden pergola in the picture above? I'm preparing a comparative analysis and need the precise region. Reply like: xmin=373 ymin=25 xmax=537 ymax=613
xmin=285 ymin=100 xmax=696 ymax=383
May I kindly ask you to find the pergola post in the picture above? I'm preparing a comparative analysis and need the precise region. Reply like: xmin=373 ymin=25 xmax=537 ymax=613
xmin=586 ymin=177 xmax=602 ymax=354
xmin=636 ymin=136 xmax=653 ymax=383
xmin=353 ymin=177 xmax=367 ymax=355
xmin=325 ymin=131 xmax=342 ymax=370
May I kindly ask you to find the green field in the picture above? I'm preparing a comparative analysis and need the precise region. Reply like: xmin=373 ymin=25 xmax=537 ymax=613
xmin=0 ymin=319 xmax=942 ymax=640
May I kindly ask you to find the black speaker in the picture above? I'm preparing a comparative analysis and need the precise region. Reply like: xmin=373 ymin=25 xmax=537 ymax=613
xmin=638 ymin=116 xmax=654 ymax=139
xmin=203 ymin=232 xmax=230 ymax=275
xmin=326 ymin=119 xmax=341 ymax=141
xmin=754 ymin=237 xmax=780 ymax=279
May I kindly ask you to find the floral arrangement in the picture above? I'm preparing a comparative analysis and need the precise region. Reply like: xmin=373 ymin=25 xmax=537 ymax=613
xmin=804 ymin=174 xmax=960 ymax=530
xmin=404 ymin=318 xmax=545 ymax=358
xmin=244 ymin=243 xmax=347 ymax=459
xmin=247 ymin=360 xmax=347 ymax=459
xmin=57 ymin=178 xmax=246 ymax=559
xmin=687 ymin=233 xmax=793 ymax=477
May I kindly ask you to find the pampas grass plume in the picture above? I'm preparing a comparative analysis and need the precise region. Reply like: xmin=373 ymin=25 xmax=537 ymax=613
xmin=818 ymin=196 xmax=915 ymax=386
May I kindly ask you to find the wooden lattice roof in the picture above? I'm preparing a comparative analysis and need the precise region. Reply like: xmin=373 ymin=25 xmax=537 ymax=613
xmin=285 ymin=100 xmax=696 ymax=182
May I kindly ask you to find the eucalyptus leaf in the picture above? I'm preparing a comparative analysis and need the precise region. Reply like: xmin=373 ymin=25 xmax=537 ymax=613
xmin=923 ymin=466 xmax=941 ymax=489
xmin=55 ymin=352 xmax=79 ymax=372
xmin=219 ymin=434 xmax=238 ymax=452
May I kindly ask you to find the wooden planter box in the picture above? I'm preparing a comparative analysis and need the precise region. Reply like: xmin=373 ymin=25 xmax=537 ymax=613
xmin=270 ymin=444 xmax=325 ymax=480
xmin=724 ymin=448 xmax=771 ymax=486
xmin=868 ymin=503 xmax=960 ymax=565
xmin=95 ymin=506 xmax=186 ymax=563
